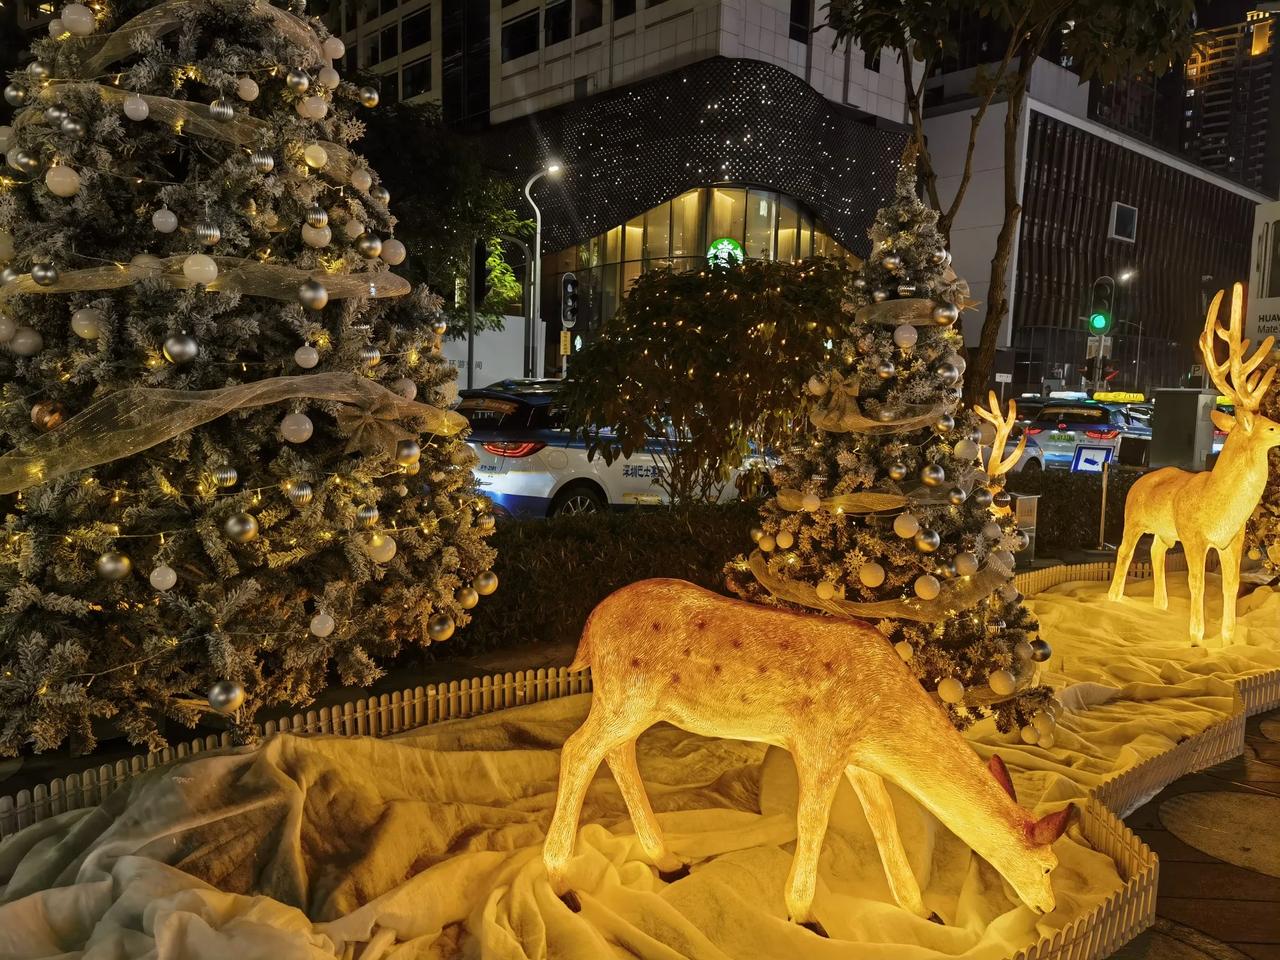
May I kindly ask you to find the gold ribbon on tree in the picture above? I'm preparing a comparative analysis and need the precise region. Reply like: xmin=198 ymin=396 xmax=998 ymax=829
xmin=0 ymin=373 xmax=464 ymax=494
xmin=0 ymin=256 xmax=408 ymax=304
xmin=808 ymin=371 xmax=951 ymax=434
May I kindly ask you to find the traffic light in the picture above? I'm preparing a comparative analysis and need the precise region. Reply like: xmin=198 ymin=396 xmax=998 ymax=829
xmin=561 ymin=271 xmax=579 ymax=329
xmin=472 ymin=239 xmax=493 ymax=304
xmin=1087 ymin=277 xmax=1115 ymax=336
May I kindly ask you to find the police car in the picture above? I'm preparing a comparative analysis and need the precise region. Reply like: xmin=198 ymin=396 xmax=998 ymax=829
xmin=458 ymin=380 xmax=755 ymax=518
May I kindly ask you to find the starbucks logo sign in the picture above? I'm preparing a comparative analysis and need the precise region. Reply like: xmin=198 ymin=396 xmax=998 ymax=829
xmin=706 ymin=237 xmax=745 ymax=267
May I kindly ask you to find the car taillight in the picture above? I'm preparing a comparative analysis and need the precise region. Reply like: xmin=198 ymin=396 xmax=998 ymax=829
xmin=481 ymin=441 xmax=546 ymax=458
xmin=1085 ymin=429 xmax=1120 ymax=440
xmin=1025 ymin=427 xmax=1044 ymax=435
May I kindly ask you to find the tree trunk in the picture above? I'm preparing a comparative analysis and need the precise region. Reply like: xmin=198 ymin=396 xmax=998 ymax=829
xmin=964 ymin=58 xmax=1033 ymax=406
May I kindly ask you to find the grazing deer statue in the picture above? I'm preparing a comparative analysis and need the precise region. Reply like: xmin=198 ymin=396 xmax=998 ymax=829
xmin=543 ymin=581 xmax=1073 ymax=933
xmin=1108 ymin=283 xmax=1280 ymax=644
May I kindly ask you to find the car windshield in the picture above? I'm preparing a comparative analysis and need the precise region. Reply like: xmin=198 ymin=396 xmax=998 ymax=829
xmin=1034 ymin=405 xmax=1110 ymax=425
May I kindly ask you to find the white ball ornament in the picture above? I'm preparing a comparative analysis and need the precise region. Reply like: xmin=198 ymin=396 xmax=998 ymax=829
xmin=858 ymin=562 xmax=886 ymax=588
xmin=182 ymin=254 xmax=218 ymax=284
xmin=303 ymin=143 xmax=329 ymax=169
xmin=894 ymin=640 xmax=913 ymax=661
xmin=380 ymin=238 xmax=406 ymax=265
xmin=913 ymin=574 xmax=941 ymax=600
xmin=988 ymin=669 xmax=1016 ymax=696
xmin=1032 ymin=711 xmax=1056 ymax=736
xmin=10 ymin=327 xmax=43 ymax=356
xmin=317 ymin=66 xmax=340 ymax=89
xmin=392 ymin=377 xmax=417 ymax=400
xmin=815 ymin=581 xmax=836 ymax=601
xmin=1038 ymin=732 xmax=1056 ymax=749
xmin=123 ymin=94 xmax=150 ymax=121
xmin=954 ymin=438 xmax=980 ymax=460
xmin=294 ymin=344 xmax=320 ymax=368
xmin=322 ymin=36 xmax=346 ymax=59
xmin=297 ymin=96 xmax=328 ymax=120
xmin=757 ymin=535 xmax=776 ymax=552
xmin=280 ymin=412 xmax=314 ymax=443
xmin=807 ymin=374 xmax=828 ymax=397
xmin=45 ymin=165 xmax=81 ymax=197
xmin=893 ymin=512 xmax=920 ymax=538
xmin=892 ymin=324 xmax=918 ymax=349
xmin=149 ymin=564 xmax=177 ymax=591
xmin=48 ymin=17 xmax=65 ymax=36
xmin=954 ymin=551 xmax=979 ymax=577
xmin=937 ymin=677 xmax=965 ymax=704
xmin=310 ymin=612 xmax=336 ymax=637
xmin=301 ymin=223 xmax=331 ymax=248
xmin=130 ymin=254 xmax=163 ymax=276
xmin=775 ymin=530 xmax=794 ymax=549
xmin=365 ymin=532 xmax=397 ymax=563
xmin=0 ymin=316 xmax=14 ymax=342
xmin=71 ymin=307 xmax=102 ymax=339
xmin=350 ymin=168 xmax=373 ymax=192
xmin=152 ymin=206 xmax=178 ymax=233
xmin=61 ymin=2 xmax=95 ymax=35
xmin=1021 ymin=724 xmax=1040 ymax=745
xmin=801 ymin=492 xmax=822 ymax=512
xmin=236 ymin=76 xmax=260 ymax=101
xmin=343 ymin=218 xmax=365 ymax=239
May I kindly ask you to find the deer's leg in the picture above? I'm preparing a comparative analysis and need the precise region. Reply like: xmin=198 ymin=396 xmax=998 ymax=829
xmin=1219 ymin=531 xmax=1244 ymax=645
xmin=1150 ymin=536 xmax=1171 ymax=610
xmin=785 ymin=752 xmax=843 ymax=930
xmin=605 ymin=738 xmax=685 ymax=875
xmin=846 ymin=766 xmax=929 ymax=918
xmin=1185 ymin=537 xmax=1209 ymax=644
xmin=1107 ymin=523 xmax=1141 ymax=601
xmin=543 ymin=706 xmax=637 ymax=899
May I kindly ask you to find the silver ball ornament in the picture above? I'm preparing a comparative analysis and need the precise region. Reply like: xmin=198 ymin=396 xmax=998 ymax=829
xmin=356 ymin=504 xmax=380 ymax=527
xmin=97 ymin=550 xmax=132 ymax=580
xmin=881 ymin=254 xmax=902 ymax=271
xmin=395 ymin=439 xmax=421 ymax=466
xmin=60 ymin=117 xmax=86 ymax=138
xmin=876 ymin=359 xmax=896 ymax=380
xmin=356 ymin=233 xmax=383 ymax=258
xmin=358 ymin=86 xmax=380 ymax=107
xmin=1029 ymin=638 xmax=1052 ymax=662
xmin=298 ymin=278 xmax=329 ymax=309
xmin=43 ymin=102 xmax=68 ymax=123
xmin=305 ymin=205 xmax=328 ymax=228
xmin=208 ymin=98 xmax=235 ymax=121
xmin=213 ymin=466 xmax=238 ymax=487
xmin=887 ymin=462 xmax=908 ymax=482
xmin=286 ymin=481 xmax=313 ymax=505
xmin=9 ymin=149 xmax=40 ymax=174
xmin=932 ymin=302 xmax=960 ymax=326
xmin=194 ymin=221 xmax=221 ymax=245
xmin=428 ymin=613 xmax=455 ymax=642
xmin=947 ymin=486 xmax=967 ymax=505
xmin=359 ymin=345 xmax=381 ymax=366
xmin=4 ymin=84 xmax=29 ymax=107
xmin=935 ymin=361 xmax=961 ymax=386
xmin=224 ymin=512 xmax=259 ymax=543
xmin=28 ymin=61 xmax=51 ymax=81
xmin=920 ymin=463 xmax=945 ymax=487
xmin=207 ymin=680 xmax=245 ymax=714
xmin=0 ymin=267 xmax=18 ymax=285
xmin=163 ymin=333 xmax=199 ymax=364
xmin=31 ymin=262 xmax=59 ymax=286
xmin=286 ymin=68 xmax=312 ymax=93
xmin=933 ymin=414 xmax=955 ymax=434
xmin=250 ymin=151 xmax=275 ymax=173
xmin=971 ymin=487 xmax=993 ymax=508
xmin=914 ymin=528 xmax=941 ymax=553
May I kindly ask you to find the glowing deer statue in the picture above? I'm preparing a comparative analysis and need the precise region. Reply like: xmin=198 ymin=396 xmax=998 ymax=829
xmin=1109 ymin=284 xmax=1280 ymax=643
xmin=976 ymin=390 xmax=1027 ymax=479
xmin=543 ymin=581 xmax=1073 ymax=932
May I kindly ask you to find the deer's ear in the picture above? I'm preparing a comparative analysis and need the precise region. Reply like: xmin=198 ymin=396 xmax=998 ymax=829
xmin=988 ymin=754 xmax=1016 ymax=802
xmin=1028 ymin=803 xmax=1075 ymax=846
xmin=1211 ymin=410 xmax=1236 ymax=434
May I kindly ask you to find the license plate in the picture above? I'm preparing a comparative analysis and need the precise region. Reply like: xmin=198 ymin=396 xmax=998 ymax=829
xmin=1050 ymin=432 xmax=1073 ymax=442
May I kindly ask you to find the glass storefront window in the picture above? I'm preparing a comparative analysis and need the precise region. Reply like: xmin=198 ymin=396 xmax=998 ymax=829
xmin=798 ymin=212 xmax=813 ymax=260
xmin=671 ymin=189 xmax=702 ymax=257
xmin=604 ymin=226 xmax=622 ymax=265
xmin=707 ymin=187 xmax=746 ymax=249
xmin=745 ymin=190 xmax=777 ymax=259
xmin=776 ymin=195 xmax=799 ymax=261
xmin=644 ymin=202 xmax=671 ymax=262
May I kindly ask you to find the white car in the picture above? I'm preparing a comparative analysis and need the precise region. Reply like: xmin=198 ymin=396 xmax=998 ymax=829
xmin=458 ymin=380 xmax=754 ymax=518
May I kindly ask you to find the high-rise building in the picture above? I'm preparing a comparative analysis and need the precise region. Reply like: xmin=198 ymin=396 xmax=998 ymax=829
xmin=1180 ymin=6 xmax=1280 ymax=197
xmin=327 ymin=0 xmax=912 ymax=376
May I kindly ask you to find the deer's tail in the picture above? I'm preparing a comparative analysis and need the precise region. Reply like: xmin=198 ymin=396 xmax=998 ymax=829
xmin=567 ymin=623 xmax=593 ymax=672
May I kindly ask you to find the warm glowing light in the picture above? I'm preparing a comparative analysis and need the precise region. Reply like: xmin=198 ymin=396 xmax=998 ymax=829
xmin=1109 ymin=283 xmax=1280 ymax=643
xmin=544 ymin=580 xmax=1072 ymax=926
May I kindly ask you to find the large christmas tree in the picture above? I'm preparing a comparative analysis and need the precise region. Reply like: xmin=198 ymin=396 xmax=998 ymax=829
xmin=0 ymin=0 xmax=496 ymax=755
xmin=726 ymin=147 xmax=1056 ymax=738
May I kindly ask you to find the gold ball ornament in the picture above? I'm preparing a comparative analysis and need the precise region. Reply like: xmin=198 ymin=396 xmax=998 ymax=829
xmin=286 ymin=68 xmax=311 ymax=93
xmin=932 ymin=303 xmax=960 ymax=326
xmin=456 ymin=586 xmax=479 ymax=609
xmin=473 ymin=570 xmax=499 ymax=596
xmin=428 ymin=614 xmax=455 ymax=642
xmin=213 ymin=466 xmax=238 ymax=487
xmin=757 ymin=535 xmax=776 ymax=552
xmin=936 ymin=677 xmax=965 ymax=704
xmin=356 ymin=233 xmax=383 ymax=258
xmin=360 ymin=345 xmax=382 ymax=366
xmin=775 ymin=529 xmax=794 ymax=549
xmin=356 ymin=504 xmax=379 ymax=527
xmin=358 ymin=86 xmax=380 ymax=107
xmin=431 ymin=317 xmax=448 ymax=335
xmin=815 ymin=581 xmax=837 ymax=600
xmin=304 ymin=205 xmax=329 ymax=228
xmin=913 ymin=528 xmax=941 ymax=552
xmin=223 ymin=512 xmax=259 ymax=543
xmin=97 ymin=550 xmax=132 ymax=580
xmin=920 ymin=463 xmax=945 ymax=486
xmin=395 ymin=439 xmax=421 ymax=466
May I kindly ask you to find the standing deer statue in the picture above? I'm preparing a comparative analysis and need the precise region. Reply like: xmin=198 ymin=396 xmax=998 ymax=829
xmin=543 ymin=581 xmax=1073 ymax=934
xmin=1109 ymin=283 xmax=1280 ymax=643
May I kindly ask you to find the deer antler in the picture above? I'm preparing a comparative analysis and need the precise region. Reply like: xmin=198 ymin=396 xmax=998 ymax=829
xmin=1199 ymin=283 xmax=1277 ymax=432
xmin=974 ymin=391 xmax=1026 ymax=477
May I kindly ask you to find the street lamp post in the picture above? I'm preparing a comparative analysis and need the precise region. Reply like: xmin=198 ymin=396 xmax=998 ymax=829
xmin=523 ymin=162 xmax=563 ymax=379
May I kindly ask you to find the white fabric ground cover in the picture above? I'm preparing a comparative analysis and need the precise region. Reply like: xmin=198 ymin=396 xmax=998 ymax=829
xmin=1 ymin=572 xmax=1277 ymax=960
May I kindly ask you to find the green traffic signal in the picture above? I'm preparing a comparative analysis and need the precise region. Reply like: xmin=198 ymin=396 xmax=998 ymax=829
xmin=1089 ymin=312 xmax=1108 ymax=332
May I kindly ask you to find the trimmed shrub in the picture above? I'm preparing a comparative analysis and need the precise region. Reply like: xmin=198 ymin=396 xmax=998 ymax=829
xmin=1008 ymin=466 xmax=1146 ymax=552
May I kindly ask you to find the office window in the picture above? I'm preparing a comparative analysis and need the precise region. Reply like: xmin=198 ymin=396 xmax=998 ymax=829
xmin=864 ymin=45 xmax=881 ymax=72
xmin=545 ymin=0 xmax=571 ymax=45
xmin=577 ymin=0 xmax=603 ymax=33
xmin=1109 ymin=202 xmax=1138 ymax=243
xmin=789 ymin=0 xmax=810 ymax=43
xmin=614 ymin=0 xmax=635 ymax=16
xmin=343 ymin=3 xmax=356 ymax=32
xmin=502 ymin=11 xmax=539 ymax=61
xmin=403 ymin=8 xmax=430 ymax=48
xmin=362 ymin=33 xmax=380 ymax=66
xmin=380 ymin=0 xmax=397 ymax=16
xmin=380 ymin=24 xmax=399 ymax=59
xmin=402 ymin=57 xmax=432 ymax=98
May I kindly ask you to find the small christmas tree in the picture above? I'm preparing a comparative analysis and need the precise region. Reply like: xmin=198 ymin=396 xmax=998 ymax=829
xmin=0 ymin=0 xmax=496 ymax=755
xmin=726 ymin=145 xmax=1056 ymax=738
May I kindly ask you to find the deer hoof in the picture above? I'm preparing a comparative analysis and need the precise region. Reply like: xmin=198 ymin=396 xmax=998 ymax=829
xmin=800 ymin=920 xmax=829 ymax=938
xmin=657 ymin=863 xmax=690 ymax=883
xmin=559 ymin=890 xmax=582 ymax=913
